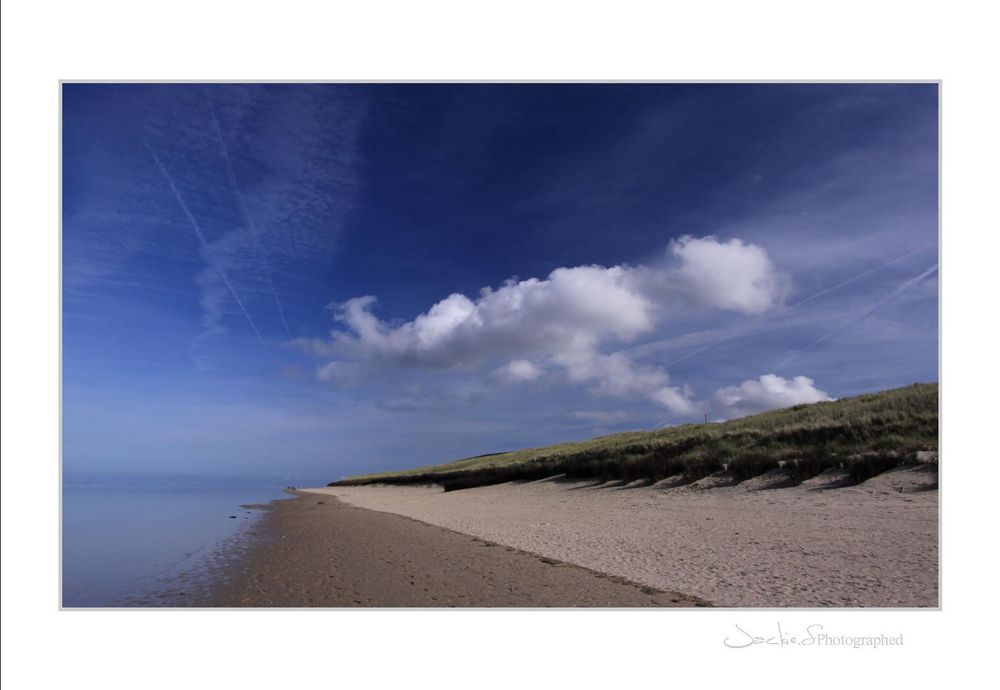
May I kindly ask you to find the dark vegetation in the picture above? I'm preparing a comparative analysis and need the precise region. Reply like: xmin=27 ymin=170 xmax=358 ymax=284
xmin=332 ymin=383 xmax=938 ymax=492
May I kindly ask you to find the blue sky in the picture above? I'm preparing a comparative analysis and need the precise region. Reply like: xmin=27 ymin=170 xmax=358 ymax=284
xmin=62 ymin=83 xmax=938 ymax=482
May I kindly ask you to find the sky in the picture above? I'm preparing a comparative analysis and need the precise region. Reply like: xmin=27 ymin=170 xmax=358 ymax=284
xmin=62 ymin=83 xmax=939 ymax=482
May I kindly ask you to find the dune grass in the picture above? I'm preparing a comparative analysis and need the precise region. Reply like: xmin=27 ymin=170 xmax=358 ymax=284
xmin=332 ymin=383 xmax=938 ymax=491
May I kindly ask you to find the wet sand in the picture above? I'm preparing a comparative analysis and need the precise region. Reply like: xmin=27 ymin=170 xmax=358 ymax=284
xmin=196 ymin=492 xmax=708 ymax=607
xmin=311 ymin=464 xmax=939 ymax=607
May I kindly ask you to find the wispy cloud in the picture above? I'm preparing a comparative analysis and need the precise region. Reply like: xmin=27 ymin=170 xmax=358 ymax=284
xmin=204 ymin=90 xmax=291 ymax=336
xmin=63 ymin=85 xmax=368 ymax=363
xmin=146 ymin=145 xmax=274 ymax=359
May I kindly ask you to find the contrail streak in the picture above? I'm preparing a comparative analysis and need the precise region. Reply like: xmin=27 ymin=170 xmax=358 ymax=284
xmin=785 ymin=240 xmax=939 ymax=311
xmin=773 ymin=262 xmax=939 ymax=372
xmin=147 ymin=145 xmax=275 ymax=360
xmin=660 ymin=241 xmax=939 ymax=369
xmin=204 ymin=92 xmax=292 ymax=336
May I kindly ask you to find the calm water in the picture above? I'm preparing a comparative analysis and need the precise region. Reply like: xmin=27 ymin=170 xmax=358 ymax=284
xmin=62 ymin=482 xmax=298 ymax=607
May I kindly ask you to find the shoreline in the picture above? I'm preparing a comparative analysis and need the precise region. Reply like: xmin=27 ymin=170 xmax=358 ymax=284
xmin=191 ymin=491 xmax=709 ymax=607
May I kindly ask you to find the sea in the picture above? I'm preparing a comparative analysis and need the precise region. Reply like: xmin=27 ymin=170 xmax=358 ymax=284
xmin=61 ymin=475 xmax=324 ymax=607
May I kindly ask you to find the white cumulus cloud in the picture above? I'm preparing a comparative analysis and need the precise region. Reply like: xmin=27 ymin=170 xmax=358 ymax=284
xmin=294 ymin=236 xmax=787 ymax=415
xmin=323 ymin=263 xmax=657 ymax=368
xmin=712 ymin=374 xmax=834 ymax=418
xmin=667 ymin=235 xmax=788 ymax=313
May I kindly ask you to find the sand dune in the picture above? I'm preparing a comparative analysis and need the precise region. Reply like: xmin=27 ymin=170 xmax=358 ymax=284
xmin=308 ymin=465 xmax=937 ymax=607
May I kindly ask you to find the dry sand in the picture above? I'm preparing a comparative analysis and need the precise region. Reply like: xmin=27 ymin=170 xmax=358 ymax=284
xmin=196 ymin=492 xmax=706 ymax=607
xmin=308 ymin=464 xmax=938 ymax=607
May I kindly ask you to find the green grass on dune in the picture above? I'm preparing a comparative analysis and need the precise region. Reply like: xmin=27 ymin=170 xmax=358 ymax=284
xmin=332 ymin=383 xmax=938 ymax=491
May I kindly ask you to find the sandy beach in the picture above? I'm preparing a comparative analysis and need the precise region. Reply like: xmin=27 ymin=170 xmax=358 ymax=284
xmin=309 ymin=464 xmax=938 ymax=607
xmin=196 ymin=491 xmax=707 ymax=607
